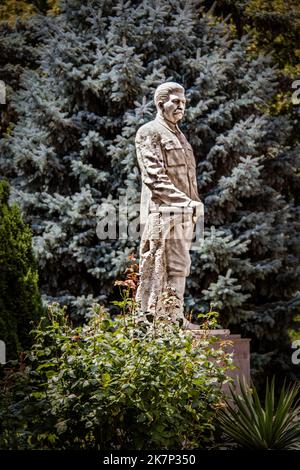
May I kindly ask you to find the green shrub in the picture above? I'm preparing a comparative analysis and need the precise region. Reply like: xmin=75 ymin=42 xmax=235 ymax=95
xmin=0 ymin=303 xmax=233 ymax=450
xmin=0 ymin=179 xmax=43 ymax=360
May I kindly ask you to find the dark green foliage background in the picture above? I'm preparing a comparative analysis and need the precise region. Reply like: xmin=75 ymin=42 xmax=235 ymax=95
xmin=0 ymin=0 xmax=299 ymax=383
xmin=0 ymin=179 xmax=43 ymax=358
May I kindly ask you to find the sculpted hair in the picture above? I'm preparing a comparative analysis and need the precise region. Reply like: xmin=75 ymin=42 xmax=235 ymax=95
xmin=154 ymin=82 xmax=185 ymax=108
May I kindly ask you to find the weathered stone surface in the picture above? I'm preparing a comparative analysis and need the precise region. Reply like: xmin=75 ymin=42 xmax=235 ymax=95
xmin=135 ymin=82 xmax=204 ymax=323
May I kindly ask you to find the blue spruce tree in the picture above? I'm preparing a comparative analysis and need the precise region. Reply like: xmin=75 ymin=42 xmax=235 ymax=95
xmin=0 ymin=0 xmax=299 ymax=383
xmin=0 ymin=12 xmax=51 ymax=139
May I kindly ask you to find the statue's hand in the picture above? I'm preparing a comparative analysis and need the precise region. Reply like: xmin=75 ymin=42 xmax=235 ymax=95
xmin=189 ymin=200 xmax=204 ymax=222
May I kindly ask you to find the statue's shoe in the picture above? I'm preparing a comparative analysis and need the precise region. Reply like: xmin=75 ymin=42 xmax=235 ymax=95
xmin=181 ymin=318 xmax=201 ymax=330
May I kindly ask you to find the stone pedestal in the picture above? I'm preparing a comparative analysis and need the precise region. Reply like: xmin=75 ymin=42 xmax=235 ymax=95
xmin=190 ymin=329 xmax=251 ymax=394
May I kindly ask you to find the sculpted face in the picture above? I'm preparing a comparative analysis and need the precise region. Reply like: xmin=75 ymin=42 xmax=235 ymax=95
xmin=161 ymin=92 xmax=186 ymax=124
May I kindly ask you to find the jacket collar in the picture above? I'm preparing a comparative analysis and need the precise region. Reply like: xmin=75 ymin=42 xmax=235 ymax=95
xmin=155 ymin=114 xmax=181 ymax=135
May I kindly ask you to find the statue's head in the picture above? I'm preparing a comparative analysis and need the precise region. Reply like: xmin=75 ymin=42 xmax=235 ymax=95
xmin=154 ymin=82 xmax=186 ymax=124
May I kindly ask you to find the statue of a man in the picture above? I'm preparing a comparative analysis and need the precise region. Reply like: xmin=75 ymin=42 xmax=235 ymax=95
xmin=135 ymin=82 xmax=203 ymax=328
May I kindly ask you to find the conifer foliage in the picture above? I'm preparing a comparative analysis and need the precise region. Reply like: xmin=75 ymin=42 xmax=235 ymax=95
xmin=0 ymin=179 xmax=43 ymax=359
xmin=0 ymin=0 xmax=299 ymax=379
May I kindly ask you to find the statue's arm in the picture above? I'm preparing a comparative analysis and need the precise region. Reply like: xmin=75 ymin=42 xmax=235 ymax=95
xmin=135 ymin=130 xmax=194 ymax=208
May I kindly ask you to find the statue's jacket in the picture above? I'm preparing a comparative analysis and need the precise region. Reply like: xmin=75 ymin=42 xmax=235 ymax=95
xmin=135 ymin=114 xmax=201 ymax=229
xmin=135 ymin=114 xmax=201 ymax=314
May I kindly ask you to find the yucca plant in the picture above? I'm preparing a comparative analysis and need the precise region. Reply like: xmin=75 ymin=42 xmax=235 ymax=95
xmin=217 ymin=378 xmax=300 ymax=449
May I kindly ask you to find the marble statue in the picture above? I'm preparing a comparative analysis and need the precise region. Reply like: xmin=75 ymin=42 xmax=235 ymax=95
xmin=135 ymin=82 xmax=204 ymax=328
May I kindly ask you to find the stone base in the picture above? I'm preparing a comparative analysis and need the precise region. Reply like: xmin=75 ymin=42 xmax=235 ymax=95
xmin=190 ymin=329 xmax=251 ymax=394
